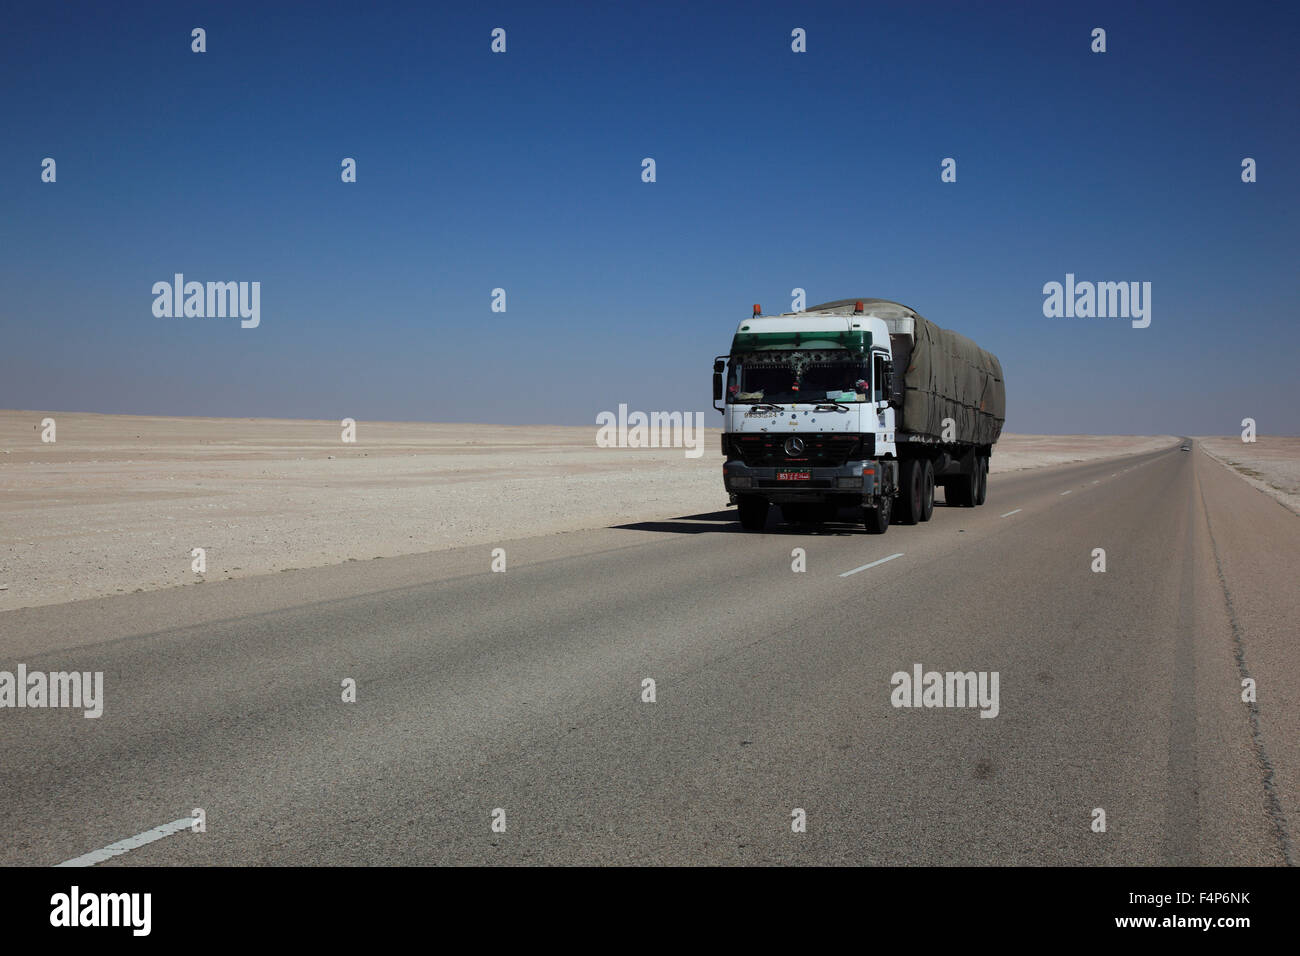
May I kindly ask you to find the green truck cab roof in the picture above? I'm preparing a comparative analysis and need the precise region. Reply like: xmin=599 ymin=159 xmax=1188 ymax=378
xmin=731 ymin=314 xmax=880 ymax=353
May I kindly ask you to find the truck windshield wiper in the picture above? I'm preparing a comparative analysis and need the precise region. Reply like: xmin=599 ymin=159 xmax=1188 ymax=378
xmin=746 ymin=402 xmax=784 ymax=411
xmin=814 ymin=401 xmax=850 ymax=412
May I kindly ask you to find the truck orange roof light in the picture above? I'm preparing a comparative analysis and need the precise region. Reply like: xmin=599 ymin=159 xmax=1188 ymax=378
xmin=753 ymin=304 xmax=761 ymax=316
xmin=854 ymin=301 xmax=865 ymax=313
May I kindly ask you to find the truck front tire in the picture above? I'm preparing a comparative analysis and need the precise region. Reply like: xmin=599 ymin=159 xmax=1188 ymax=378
xmin=974 ymin=455 xmax=989 ymax=506
xmin=863 ymin=496 xmax=891 ymax=534
xmin=737 ymin=495 xmax=768 ymax=530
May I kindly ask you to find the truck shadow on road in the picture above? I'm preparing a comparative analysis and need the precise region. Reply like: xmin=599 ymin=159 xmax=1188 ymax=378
xmin=611 ymin=511 xmax=862 ymax=536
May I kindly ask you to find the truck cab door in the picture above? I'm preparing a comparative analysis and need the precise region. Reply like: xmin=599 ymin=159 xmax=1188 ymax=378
xmin=872 ymin=351 xmax=896 ymax=452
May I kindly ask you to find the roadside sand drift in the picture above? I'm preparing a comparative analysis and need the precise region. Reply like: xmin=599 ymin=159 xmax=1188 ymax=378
xmin=1198 ymin=436 xmax=1300 ymax=516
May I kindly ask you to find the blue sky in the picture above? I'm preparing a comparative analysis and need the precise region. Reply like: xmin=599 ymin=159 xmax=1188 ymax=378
xmin=1 ymin=0 xmax=1296 ymax=434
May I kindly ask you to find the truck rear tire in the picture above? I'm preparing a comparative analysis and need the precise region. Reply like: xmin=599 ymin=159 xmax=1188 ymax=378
xmin=920 ymin=460 xmax=935 ymax=521
xmin=974 ymin=455 xmax=989 ymax=506
xmin=947 ymin=469 xmax=975 ymax=507
xmin=737 ymin=496 xmax=768 ymax=530
xmin=863 ymin=496 xmax=891 ymax=534
xmin=896 ymin=459 xmax=923 ymax=525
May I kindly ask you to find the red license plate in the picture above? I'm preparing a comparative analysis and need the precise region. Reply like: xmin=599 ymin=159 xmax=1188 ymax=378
xmin=777 ymin=471 xmax=811 ymax=481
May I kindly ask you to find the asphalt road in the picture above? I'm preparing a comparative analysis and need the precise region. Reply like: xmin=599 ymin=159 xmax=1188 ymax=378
xmin=1 ymin=441 xmax=1295 ymax=865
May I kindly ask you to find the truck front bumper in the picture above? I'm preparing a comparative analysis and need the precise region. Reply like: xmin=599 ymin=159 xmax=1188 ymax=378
xmin=723 ymin=459 xmax=883 ymax=502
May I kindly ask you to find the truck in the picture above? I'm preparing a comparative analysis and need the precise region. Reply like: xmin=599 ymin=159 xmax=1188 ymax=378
xmin=712 ymin=298 xmax=1006 ymax=533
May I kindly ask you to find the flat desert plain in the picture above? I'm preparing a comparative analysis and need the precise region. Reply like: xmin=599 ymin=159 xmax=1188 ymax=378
xmin=0 ymin=412 xmax=1189 ymax=609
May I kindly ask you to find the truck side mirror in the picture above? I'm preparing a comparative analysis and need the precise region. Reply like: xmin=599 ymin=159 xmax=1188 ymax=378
xmin=712 ymin=357 xmax=728 ymax=413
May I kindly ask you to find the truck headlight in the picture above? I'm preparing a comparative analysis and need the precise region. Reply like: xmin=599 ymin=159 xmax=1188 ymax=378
xmin=836 ymin=476 xmax=862 ymax=488
xmin=729 ymin=476 xmax=752 ymax=489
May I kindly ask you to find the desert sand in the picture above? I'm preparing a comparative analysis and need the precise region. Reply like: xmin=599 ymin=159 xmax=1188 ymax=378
xmin=1 ymin=411 xmax=1178 ymax=610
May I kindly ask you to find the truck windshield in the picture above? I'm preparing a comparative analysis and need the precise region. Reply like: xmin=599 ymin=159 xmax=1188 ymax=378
xmin=728 ymin=353 xmax=869 ymax=405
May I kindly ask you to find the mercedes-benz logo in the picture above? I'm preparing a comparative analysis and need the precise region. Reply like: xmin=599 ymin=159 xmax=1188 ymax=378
xmin=783 ymin=437 xmax=805 ymax=456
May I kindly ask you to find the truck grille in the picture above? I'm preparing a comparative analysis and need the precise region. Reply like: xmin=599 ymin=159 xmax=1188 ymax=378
xmin=729 ymin=433 xmax=865 ymax=467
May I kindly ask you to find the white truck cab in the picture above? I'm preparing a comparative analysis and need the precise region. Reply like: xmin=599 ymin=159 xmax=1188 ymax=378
xmin=713 ymin=298 xmax=1005 ymax=534
xmin=722 ymin=310 xmax=897 ymax=456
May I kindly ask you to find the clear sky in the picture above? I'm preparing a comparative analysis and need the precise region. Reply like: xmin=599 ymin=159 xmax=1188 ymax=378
xmin=2 ymin=0 xmax=1296 ymax=434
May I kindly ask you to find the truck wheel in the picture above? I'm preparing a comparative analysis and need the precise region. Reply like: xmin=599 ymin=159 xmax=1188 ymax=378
xmin=974 ymin=456 xmax=989 ymax=506
xmin=947 ymin=469 xmax=975 ymax=507
xmin=919 ymin=460 xmax=935 ymax=521
xmin=737 ymin=496 xmax=768 ymax=530
xmin=863 ymin=496 xmax=891 ymax=534
xmin=896 ymin=459 xmax=922 ymax=525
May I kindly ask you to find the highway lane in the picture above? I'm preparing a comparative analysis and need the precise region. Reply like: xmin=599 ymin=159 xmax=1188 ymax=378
xmin=1 ymin=441 xmax=1294 ymax=865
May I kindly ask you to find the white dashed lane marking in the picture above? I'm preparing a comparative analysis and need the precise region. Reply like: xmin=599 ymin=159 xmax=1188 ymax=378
xmin=57 ymin=817 xmax=194 ymax=867
xmin=840 ymin=553 xmax=904 ymax=578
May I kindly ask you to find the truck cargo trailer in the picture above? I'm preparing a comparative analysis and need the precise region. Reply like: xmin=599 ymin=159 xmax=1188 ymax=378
xmin=712 ymin=298 xmax=1006 ymax=533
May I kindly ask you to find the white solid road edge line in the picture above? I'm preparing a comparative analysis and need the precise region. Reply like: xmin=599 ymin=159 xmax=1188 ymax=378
xmin=56 ymin=817 xmax=194 ymax=867
xmin=1000 ymin=509 xmax=1022 ymax=517
xmin=1059 ymin=490 xmax=1072 ymax=496
xmin=840 ymin=553 xmax=904 ymax=578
